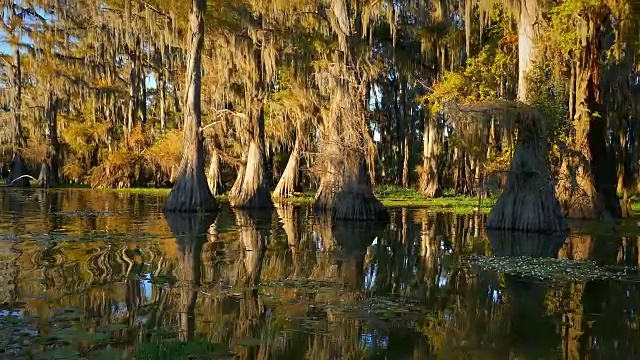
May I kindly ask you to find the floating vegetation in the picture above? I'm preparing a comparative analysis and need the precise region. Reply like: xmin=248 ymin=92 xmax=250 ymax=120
xmin=329 ymin=296 xmax=425 ymax=324
xmin=467 ymin=255 xmax=640 ymax=283
xmin=261 ymin=278 xmax=342 ymax=292
xmin=134 ymin=339 xmax=230 ymax=359
xmin=15 ymin=230 xmax=161 ymax=245
xmin=54 ymin=210 xmax=119 ymax=217
xmin=260 ymin=278 xmax=425 ymax=328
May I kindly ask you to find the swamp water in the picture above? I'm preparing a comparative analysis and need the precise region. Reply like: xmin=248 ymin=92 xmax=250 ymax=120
xmin=0 ymin=189 xmax=639 ymax=359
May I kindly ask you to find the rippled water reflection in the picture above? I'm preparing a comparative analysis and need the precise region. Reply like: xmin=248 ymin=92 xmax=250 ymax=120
xmin=0 ymin=189 xmax=639 ymax=359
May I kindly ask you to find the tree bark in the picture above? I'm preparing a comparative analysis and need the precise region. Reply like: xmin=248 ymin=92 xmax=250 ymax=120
xmin=314 ymin=140 xmax=386 ymax=220
xmin=159 ymin=69 xmax=167 ymax=131
xmin=164 ymin=0 xmax=217 ymax=213
xmin=38 ymin=92 xmax=60 ymax=188
xmin=487 ymin=110 xmax=567 ymax=233
xmin=8 ymin=47 xmax=28 ymax=188
xmin=401 ymin=80 xmax=410 ymax=188
xmin=556 ymin=10 xmax=621 ymax=219
xmin=127 ymin=52 xmax=138 ymax=136
xmin=230 ymin=99 xmax=272 ymax=208
xmin=487 ymin=0 xmax=566 ymax=232
xmin=230 ymin=148 xmax=247 ymax=199
xmin=421 ymin=114 xmax=441 ymax=197
xmin=517 ymin=0 xmax=538 ymax=102
xmin=273 ymin=135 xmax=301 ymax=199
xmin=206 ymin=148 xmax=224 ymax=196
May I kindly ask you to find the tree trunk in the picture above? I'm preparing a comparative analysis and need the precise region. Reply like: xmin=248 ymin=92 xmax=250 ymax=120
xmin=8 ymin=47 xmax=28 ymax=188
xmin=230 ymin=100 xmax=272 ymax=208
xmin=164 ymin=0 xmax=217 ymax=213
xmin=141 ymin=68 xmax=148 ymax=126
xmin=401 ymin=80 xmax=410 ymax=188
xmin=556 ymin=11 xmax=620 ymax=219
xmin=273 ymin=135 xmax=301 ymax=199
xmin=159 ymin=69 xmax=167 ymax=131
xmin=314 ymin=140 xmax=386 ymax=220
xmin=206 ymin=148 xmax=224 ymax=196
xmin=487 ymin=0 xmax=567 ymax=232
xmin=517 ymin=0 xmax=538 ymax=102
xmin=421 ymin=114 xmax=441 ymax=197
xmin=38 ymin=92 xmax=60 ymax=188
xmin=230 ymin=149 xmax=247 ymax=199
xmin=395 ymin=76 xmax=403 ymax=185
xmin=127 ymin=55 xmax=138 ymax=136
xmin=487 ymin=111 xmax=567 ymax=233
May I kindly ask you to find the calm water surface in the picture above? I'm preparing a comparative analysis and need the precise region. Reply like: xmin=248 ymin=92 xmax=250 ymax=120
xmin=0 ymin=189 xmax=639 ymax=359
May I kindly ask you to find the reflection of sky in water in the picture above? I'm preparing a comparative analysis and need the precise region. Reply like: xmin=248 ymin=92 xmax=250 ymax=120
xmin=359 ymin=330 xmax=389 ymax=350
xmin=0 ymin=310 xmax=21 ymax=317
xmin=312 ymin=230 xmax=322 ymax=252
xmin=438 ymin=274 xmax=448 ymax=288
xmin=364 ymin=263 xmax=377 ymax=290
xmin=488 ymin=288 xmax=501 ymax=304
xmin=142 ymin=272 xmax=153 ymax=301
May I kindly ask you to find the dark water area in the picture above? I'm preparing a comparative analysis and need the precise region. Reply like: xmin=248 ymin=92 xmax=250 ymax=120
xmin=0 ymin=189 xmax=639 ymax=359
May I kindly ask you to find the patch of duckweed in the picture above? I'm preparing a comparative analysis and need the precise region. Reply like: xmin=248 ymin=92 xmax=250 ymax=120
xmin=468 ymin=255 xmax=640 ymax=283
xmin=17 ymin=230 xmax=161 ymax=244
xmin=262 ymin=278 xmax=341 ymax=292
xmin=260 ymin=278 xmax=425 ymax=328
xmin=134 ymin=338 xmax=230 ymax=359
xmin=54 ymin=210 xmax=119 ymax=217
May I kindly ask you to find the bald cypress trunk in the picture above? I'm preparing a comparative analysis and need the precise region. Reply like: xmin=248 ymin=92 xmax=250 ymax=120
xmin=486 ymin=0 xmax=566 ymax=233
xmin=164 ymin=0 xmax=216 ymax=213
xmin=273 ymin=135 xmax=301 ymax=199
xmin=421 ymin=114 xmax=441 ymax=197
xmin=38 ymin=92 xmax=60 ymax=188
xmin=206 ymin=148 xmax=224 ymax=196
xmin=314 ymin=139 xmax=386 ymax=220
xmin=557 ymin=10 xmax=620 ymax=219
xmin=313 ymin=0 xmax=386 ymax=221
xmin=8 ymin=47 xmax=29 ymax=188
xmin=127 ymin=50 xmax=138 ymax=136
xmin=159 ymin=69 xmax=167 ymax=131
xmin=230 ymin=98 xmax=272 ymax=208
xmin=516 ymin=0 xmax=538 ymax=102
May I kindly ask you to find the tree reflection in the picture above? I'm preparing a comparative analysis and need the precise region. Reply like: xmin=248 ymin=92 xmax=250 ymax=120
xmin=164 ymin=212 xmax=216 ymax=342
xmin=4 ymin=191 xmax=640 ymax=359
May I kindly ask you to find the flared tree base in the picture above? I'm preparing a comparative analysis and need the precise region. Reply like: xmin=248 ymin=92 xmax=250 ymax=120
xmin=487 ymin=183 xmax=567 ymax=234
xmin=7 ymin=153 xmax=30 ymax=188
xmin=486 ymin=118 xmax=566 ymax=233
xmin=37 ymin=162 xmax=58 ymax=188
xmin=165 ymin=173 xmax=217 ymax=213
xmin=230 ymin=188 xmax=273 ymax=209
xmin=315 ymin=187 xmax=388 ymax=221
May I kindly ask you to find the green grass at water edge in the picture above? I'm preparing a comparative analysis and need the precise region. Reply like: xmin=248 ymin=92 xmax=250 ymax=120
xmin=4 ymin=183 xmax=497 ymax=213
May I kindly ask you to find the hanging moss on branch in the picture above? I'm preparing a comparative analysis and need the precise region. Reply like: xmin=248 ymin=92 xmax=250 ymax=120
xmin=444 ymin=100 xmax=567 ymax=233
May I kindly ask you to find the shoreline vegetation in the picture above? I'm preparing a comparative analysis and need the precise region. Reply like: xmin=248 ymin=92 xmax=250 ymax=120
xmin=5 ymin=181 xmax=640 ymax=216
xmin=1 ymin=180 xmax=497 ymax=213
xmin=5 ymin=179 xmax=640 ymax=217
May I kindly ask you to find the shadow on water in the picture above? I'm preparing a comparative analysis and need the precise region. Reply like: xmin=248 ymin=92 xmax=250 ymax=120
xmin=2 ymin=190 xmax=640 ymax=358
